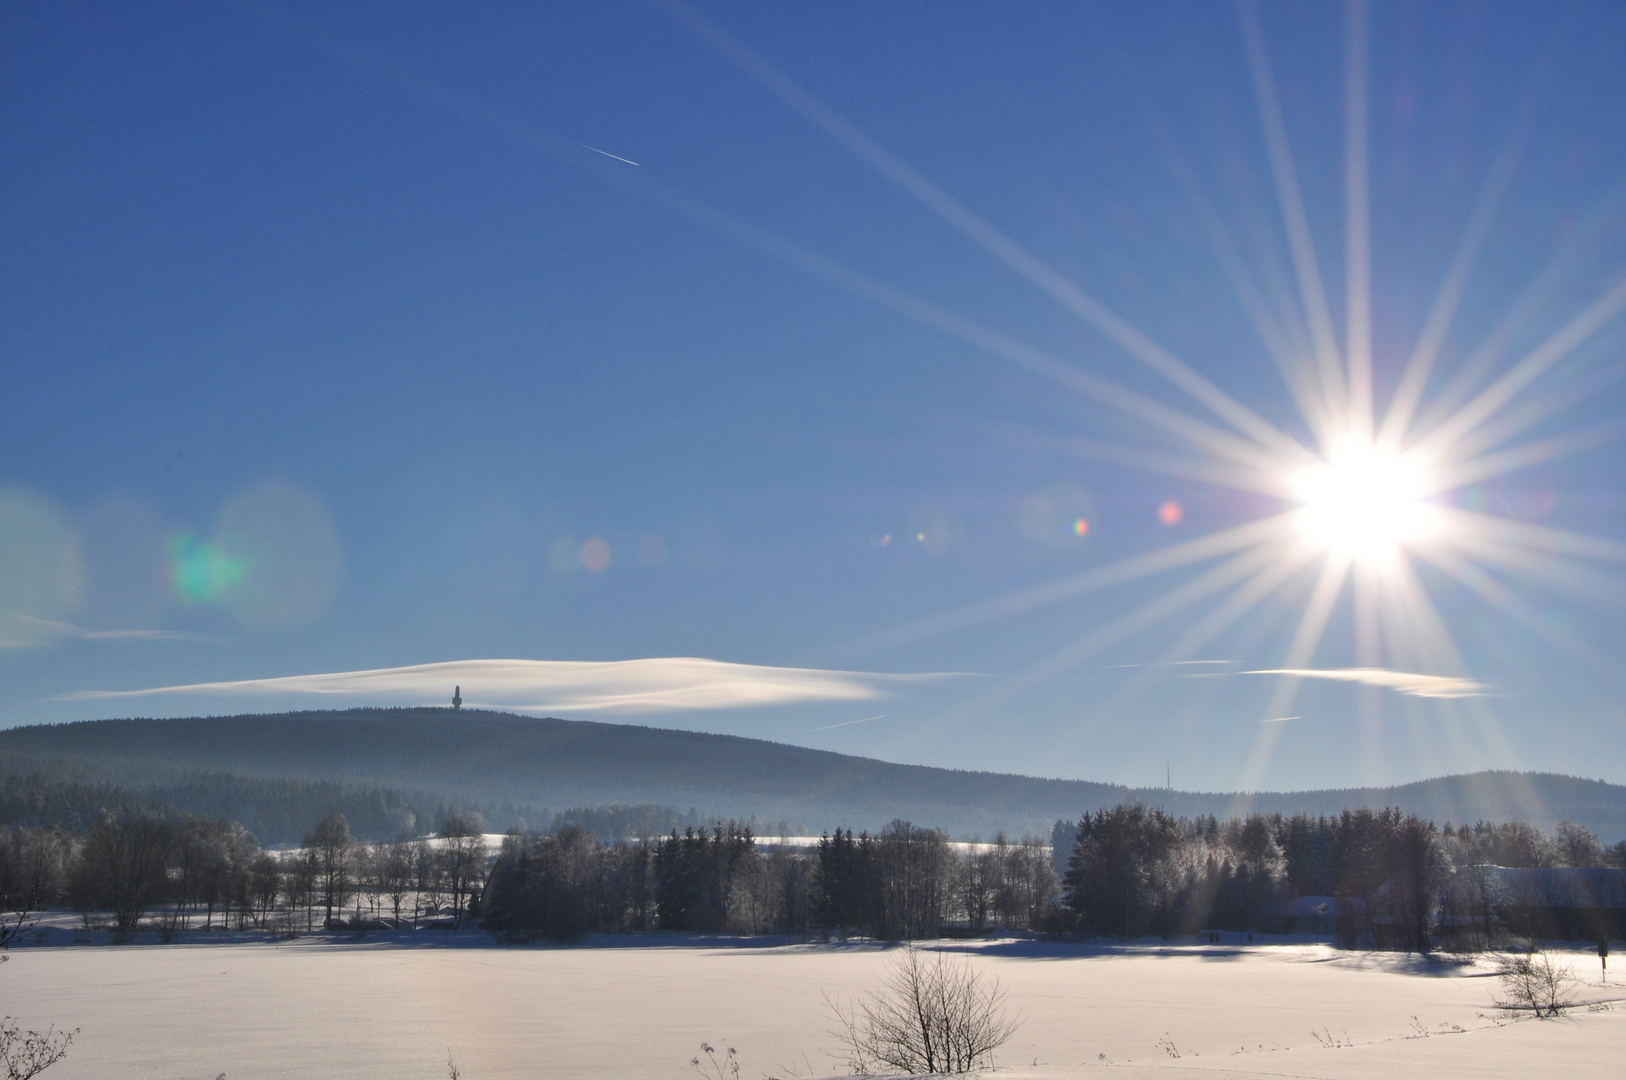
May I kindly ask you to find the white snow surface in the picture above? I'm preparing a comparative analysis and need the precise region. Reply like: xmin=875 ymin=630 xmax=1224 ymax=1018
xmin=3 ymin=936 xmax=1620 ymax=1079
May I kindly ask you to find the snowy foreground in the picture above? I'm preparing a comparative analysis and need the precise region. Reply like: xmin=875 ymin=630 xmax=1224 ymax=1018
xmin=4 ymin=934 xmax=1620 ymax=1079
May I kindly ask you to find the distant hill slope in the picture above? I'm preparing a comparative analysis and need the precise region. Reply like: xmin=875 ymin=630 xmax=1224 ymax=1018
xmin=0 ymin=766 xmax=515 ymax=846
xmin=2 ymin=708 xmax=1622 ymax=840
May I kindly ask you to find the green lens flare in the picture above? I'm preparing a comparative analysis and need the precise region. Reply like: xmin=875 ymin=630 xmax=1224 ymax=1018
xmin=167 ymin=533 xmax=248 ymax=605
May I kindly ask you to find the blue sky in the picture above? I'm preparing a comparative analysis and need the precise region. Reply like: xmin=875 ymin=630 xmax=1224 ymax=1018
xmin=4 ymin=1 xmax=1625 ymax=792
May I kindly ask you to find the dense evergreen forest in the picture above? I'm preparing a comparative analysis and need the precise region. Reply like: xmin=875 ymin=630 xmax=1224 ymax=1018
xmin=1059 ymin=803 xmax=1626 ymax=949
xmin=0 ymin=766 xmax=528 ymax=845
xmin=4 ymin=710 xmax=1626 ymax=839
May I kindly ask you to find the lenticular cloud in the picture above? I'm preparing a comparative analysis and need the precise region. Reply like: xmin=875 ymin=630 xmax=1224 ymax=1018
xmin=57 ymin=657 xmax=937 ymax=713
xmin=1242 ymin=667 xmax=1487 ymax=699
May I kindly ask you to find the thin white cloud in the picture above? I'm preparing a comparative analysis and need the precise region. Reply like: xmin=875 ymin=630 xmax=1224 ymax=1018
xmin=79 ymin=629 xmax=220 ymax=642
xmin=1243 ymin=667 xmax=1487 ymax=699
xmin=1111 ymin=659 xmax=1235 ymax=668
xmin=2 ymin=615 xmax=218 ymax=647
xmin=0 ymin=615 xmax=75 ymax=648
xmin=55 ymin=658 xmax=947 ymax=714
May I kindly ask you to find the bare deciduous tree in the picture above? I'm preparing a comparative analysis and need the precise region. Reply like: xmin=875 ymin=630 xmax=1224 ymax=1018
xmin=413 ymin=839 xmax=444 ymax=926
xmin=373 ymin=842 xmax=416 ymax=928
xmin=71 ymin=814 xmax=175 ymax=939
xmin=1494 ymin=946 xmax=1578 ymax=1018
xmin=306 ymin=812 xmax=354 ymax=928
xmin=284 ymin=848 xmax=319 ymax=931
xmin=439 ymin=815 xmax=487 ymax=928
xmin=825 ymin=947 xmax=1020 ymax=1074
xmin=1553 ymin=821 xmax=1603 ymax=868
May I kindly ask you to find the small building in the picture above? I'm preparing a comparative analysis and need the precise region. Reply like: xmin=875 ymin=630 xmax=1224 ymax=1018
xmin=1274 ymin=895 xmax=1363 ymax=936
xmin=1473 ymin=865 xmax=1626 ymax=942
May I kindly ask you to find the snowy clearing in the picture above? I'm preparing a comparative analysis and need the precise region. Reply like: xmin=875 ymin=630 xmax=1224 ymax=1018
xmin=3 ymin=936 xmax=1620 ymax=1079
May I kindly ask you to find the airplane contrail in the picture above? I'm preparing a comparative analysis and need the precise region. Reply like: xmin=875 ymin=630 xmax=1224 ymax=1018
xmin=1259 ymin=715 xmax=1300 ymax=724
xmin=578 ymin=143 xmax=639 ymax=166
xmin=812 ymin=714 xmax=884 ymax=731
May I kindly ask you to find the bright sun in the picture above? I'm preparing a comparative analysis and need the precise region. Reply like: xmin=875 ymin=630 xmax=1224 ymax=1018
xmin=1292 ymin=444 xmax=1438 ymax=562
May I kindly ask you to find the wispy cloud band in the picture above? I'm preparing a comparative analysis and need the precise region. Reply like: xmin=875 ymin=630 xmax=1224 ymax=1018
xmin=2 ymin=615 xmax=220 ymax=648
xmin=1243 ymin=667 xmax=1487 ymax=698
xmin=55 ymin=658 xmax=947 ymax=714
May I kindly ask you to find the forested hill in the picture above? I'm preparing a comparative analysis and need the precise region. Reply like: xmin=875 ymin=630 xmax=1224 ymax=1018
xmin=2 ymin=708 xmax=1623 ymax=840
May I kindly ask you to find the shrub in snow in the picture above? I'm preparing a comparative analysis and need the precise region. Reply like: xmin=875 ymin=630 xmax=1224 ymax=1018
xmin=0 ymin=1016 xmax=75 ymax=1080
xmin=824 ymin=947 xmax=1020 ymax=1074
xmin=1494 ymin=946 xmax=1578 ymax=1018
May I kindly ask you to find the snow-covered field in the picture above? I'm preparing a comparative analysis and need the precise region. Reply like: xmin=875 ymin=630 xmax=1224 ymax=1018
xmin=4 ymin=935 xmax=1619 ymax=1079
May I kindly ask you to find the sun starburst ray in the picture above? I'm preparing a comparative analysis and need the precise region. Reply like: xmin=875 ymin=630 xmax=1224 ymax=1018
xmin=1371 ymin=554 xmax=1469 ymax=680
xmin=1238 ymin=0 xmax=1346 ymax=428
xmin=1440 ymin=363 xmax=1626 ymax=465
xmin=1414 ymin=278 xmax=1626 ymax=459
xmin=1264 ymin=553 xmax=1352 ymax=717
xmin=1036 ymin=433 xmax=1298 ymax=496
xmin=622 ymin=168 xmax=1297 ymax=475
xmin=823 ymin=514 xmax=1300 ymax=663
xmin=1344 ymin=0 xmax=1373 ymax=442
xmin=1434 ymin=422 xmax=1625 ymax=492
xmin=1161 ymin=139 xmax=1331 ymax=439
xmin=1377 ymin=94 xmax=1537 ymax=450
xmin=1225 ymin=555 xmax=1354 ymax=808
xmin=1374 ymin=556 xmax=1545 ymax=796
xmin=668 ymin=0 xmax=1306 ymax=460
xmin=936 ymin=541 xmax=1293 ymax=746
xmin=1439 ymin=534 xmax=1626 ymax=605
xmin=1163 ymin=546 xmax=1324 ymax=664
xmin=1415 ymin=545 xmax=1626 ymax=693
xmin=1085 ymin=544 xmax=1324 ymax=723
xmin=1410 ymin=183 xmax=1626 ymax=436
xmin=1434 ymin=507 xmax=1626 ymax=565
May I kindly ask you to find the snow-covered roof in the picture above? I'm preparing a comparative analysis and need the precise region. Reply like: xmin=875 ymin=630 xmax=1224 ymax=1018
xmin=1468 ymin=865 xmax=1626 ymax=908
xmin=1275 ymin=896 xmax=1362 ymax=918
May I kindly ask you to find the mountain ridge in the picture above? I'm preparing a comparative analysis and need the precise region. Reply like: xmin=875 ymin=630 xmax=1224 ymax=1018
xmin=2 ymin=708 xmax=1622 ymax=840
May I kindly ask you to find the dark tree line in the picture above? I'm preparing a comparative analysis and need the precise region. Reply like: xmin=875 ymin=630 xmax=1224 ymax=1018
xmin=11 ymin=796 xmax=1622 ymax=952
xmin=483 ymin=822 xmax=810 ymax=941
xmin=545 ymin=803 xmax=798 ymax=843
xmin=0 ymin=765 xmax=524 ymax=845
xmin=1059 ymin=802 xmax=1626 ymax=949
xmin=481 ymin=818 xmax=1059 ymax=943
xmin=0 ymin=810 xmax=489 ymax=940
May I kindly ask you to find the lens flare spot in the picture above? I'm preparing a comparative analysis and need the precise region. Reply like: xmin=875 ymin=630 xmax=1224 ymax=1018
xmin=637 ymin=533 xmax=667 ymax=566
xmin=209 ymin=481 xmax=343 ymax=628
xmin=1072 ymin=518 xmax=1090 ymax=537
xmin=0 ymin=487 xmax=85 ymax=645
xmin=580 ymin=537 xmax=611 ymax=572
xmin=167 ymin=534 xmax=248 ymax=605
xmin=1158 ymin=500 xmax=1183 ymax=526
xmin=1495 ymin=488 xmax=1556 ymax=519
xmin=547 ymin=536 xmax=579 ymax=575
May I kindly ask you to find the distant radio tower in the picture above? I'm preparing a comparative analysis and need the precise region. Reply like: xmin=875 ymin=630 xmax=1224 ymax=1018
xmin=452 ymin=685 xmax=462 ymax=711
